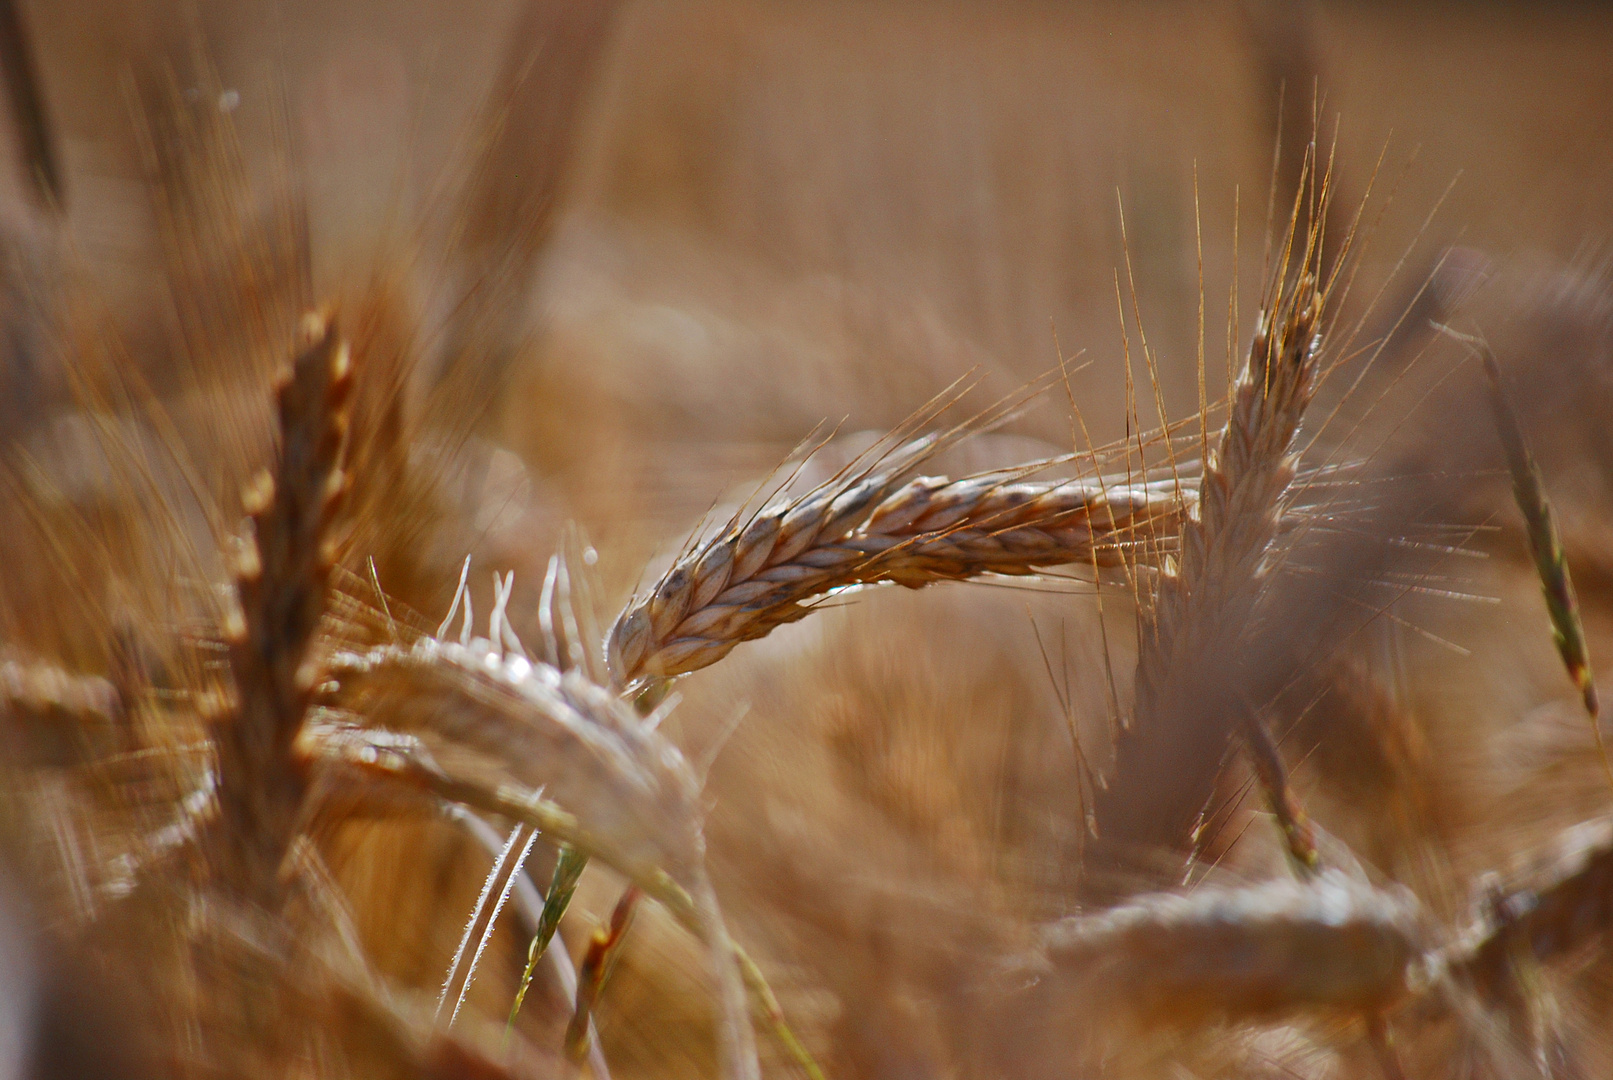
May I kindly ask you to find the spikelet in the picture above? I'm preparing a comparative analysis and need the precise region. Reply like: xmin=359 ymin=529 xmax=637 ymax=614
xmin=209 ymin=311 xmax=354 ymax=899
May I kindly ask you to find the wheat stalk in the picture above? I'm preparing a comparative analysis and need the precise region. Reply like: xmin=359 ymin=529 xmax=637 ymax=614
xmin=608 ymin=457 xmax=1187 ymax=689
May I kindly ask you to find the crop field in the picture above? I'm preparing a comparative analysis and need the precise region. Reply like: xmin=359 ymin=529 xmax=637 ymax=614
xmin=3 ymin=2 xmax=1613 ymax=1078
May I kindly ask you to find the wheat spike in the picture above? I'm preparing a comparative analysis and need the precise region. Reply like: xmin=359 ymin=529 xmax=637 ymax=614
xmin=609 ymin=456 xmax=1187 ymax=689
xmin=210 ymin=310 xmax=353 ymax=899
xmin=1034 ymin=869 xmax=1425 ymax=1025
xmin=324 ymin=636 xmax=704 ymax=877
xmin=1100 ymin=147 xmax=1332 ymax=854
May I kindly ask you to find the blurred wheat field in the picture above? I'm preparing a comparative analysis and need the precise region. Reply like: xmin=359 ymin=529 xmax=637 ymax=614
xmin=5 ymin=2 xmax=1613 ymax=1079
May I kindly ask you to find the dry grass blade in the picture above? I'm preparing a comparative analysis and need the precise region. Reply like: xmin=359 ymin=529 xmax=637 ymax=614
xmin=609 ymin=453 xmax=1187 ymax=688
xmin=210 ymin=311 xmax=353 ymax=900
xmin=508 ymin=843 xmax=586 ymax=1033
xmin=1100 ymin=146 xmax=1333 ymax=853
xmin=1033 ymin=870 xmax=1426 ymax=1026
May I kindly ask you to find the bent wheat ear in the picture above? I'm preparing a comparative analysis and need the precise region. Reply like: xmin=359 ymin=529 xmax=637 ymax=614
xmin=324 ymin=637 xmax=704 ymax=877
xmin=609 ymin=451 xmax=1187 ymax=687
xmin=210 ymin=311 xmax=353 ymax=899
xmin=1035 ymin=870 xmax=1424 ymax=1024
xmin=310 ymin=731 xmax=762 ymax=1080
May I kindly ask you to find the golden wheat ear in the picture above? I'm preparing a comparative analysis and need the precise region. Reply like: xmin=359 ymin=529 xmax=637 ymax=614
xmin=208 ymin=311 xmax=352 ymax=901
xmin=608 ymin=445 xmax=1188 ymax=691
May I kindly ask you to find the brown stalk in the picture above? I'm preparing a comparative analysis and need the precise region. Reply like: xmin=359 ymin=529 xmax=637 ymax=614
xmin=563 ymin=883 xmax=641 ymax=1062
xmin=1458 ymin=816 xmax=1613 ymax=999
xmin=208 ymin=312 xmax=353 ymax=901
xmin=608 ymin=454 xmax=1187 ymax=689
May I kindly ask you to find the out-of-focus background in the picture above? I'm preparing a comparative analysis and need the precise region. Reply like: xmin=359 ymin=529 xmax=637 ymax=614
xmin=16 ymin=0 xmax=1613 ymax=496
xmin=7 ymin=3 xmax=1613 ymax=1079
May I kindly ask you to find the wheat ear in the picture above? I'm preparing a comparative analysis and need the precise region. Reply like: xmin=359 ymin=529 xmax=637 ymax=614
xmin=1440 ymin=329 xmax=1605 ymax=778
xmin=324 ymin=638 xmax=703 ymax=877
xmin=318 ymin=639 xmax=763 ymax=1080
xmin=1101 ymin=153 xmax=1331 ymax=855
xmin=321 ymin=736 xmax=768 ymax=1080
xmin=210 ymin=311 xmax=353 ymax=899
xmin=609 ymin=457 xmax=1186 ymax=689
xmin=1034 ymin=870 xmax=1424 ymax=1024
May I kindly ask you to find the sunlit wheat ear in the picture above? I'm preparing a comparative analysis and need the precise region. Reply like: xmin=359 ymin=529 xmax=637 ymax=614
xmin=1033 ymin=870 xmax=1426 ymax=1027
xmin=1101 ymin=142 xmax=1335 ymax=854
xmin=208 ymin=311 xmax=352 ymax=901
xmin=323 ymin=636 xmax=702 ymax=876
xmin=608 ymin=448 xmax=1189 ymax=690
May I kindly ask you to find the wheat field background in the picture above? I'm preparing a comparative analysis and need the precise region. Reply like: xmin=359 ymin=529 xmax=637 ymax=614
xmin=3 ymin=2 xmax=1613 ymax=1079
